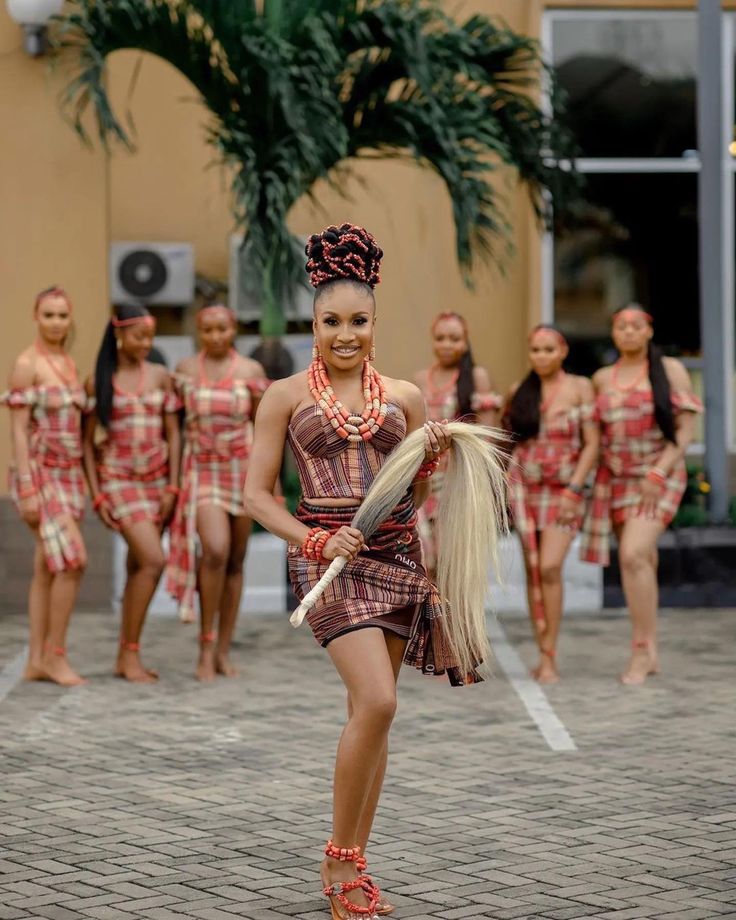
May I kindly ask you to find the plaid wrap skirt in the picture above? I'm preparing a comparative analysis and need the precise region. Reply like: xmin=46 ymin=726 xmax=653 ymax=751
xmin=288 ymin=499 xmax=482 ymax=686
xmin=3 ymin=385 xmax=86 ymax=573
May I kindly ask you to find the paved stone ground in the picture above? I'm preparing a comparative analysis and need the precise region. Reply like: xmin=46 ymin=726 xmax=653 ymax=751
xmin=0 ymin=608 xmax=735 ymax=920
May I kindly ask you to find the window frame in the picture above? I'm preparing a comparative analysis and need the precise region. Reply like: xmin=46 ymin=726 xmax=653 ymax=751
xmin=542 ymin=6 xmax=736 ymax=450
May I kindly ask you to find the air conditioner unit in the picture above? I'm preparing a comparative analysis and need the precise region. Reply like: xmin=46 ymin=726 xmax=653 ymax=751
xmin=110 ymin=241 xmax=195 ymax=307
xmin=229 ymin=234 xmax=313 ymax=323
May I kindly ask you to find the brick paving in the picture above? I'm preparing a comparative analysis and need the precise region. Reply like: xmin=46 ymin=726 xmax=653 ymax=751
xmin=0 ymin=608 xmax=735 ymax=919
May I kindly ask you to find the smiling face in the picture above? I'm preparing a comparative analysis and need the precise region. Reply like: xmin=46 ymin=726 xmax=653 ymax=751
xmin=612 ymin=308 xmax=653 ymax=356
xmin=198 ymin=307 xmax=236 ymax=358
xmin=313 ymin=283 xmax=375 ymax=370
xmin=117 ymin=320 xmax=154 ymax=363
xmin=528 ymin=328 xmax=568 ymax=378
xmin=35 ymin=293 xmax=72 ymax=347
xmin=432 ymin=315 xmax=468 ymax=368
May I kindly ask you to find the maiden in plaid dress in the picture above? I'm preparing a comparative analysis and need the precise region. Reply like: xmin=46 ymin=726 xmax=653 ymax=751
xmin=83 ymin=305 xmax=181 ymax=683
xmin=415 ymin=311 xmax=502 ymax=576
xmin=3 ymin=287 xmax=87 ymax=686
xmin=166 ymin=303 xmax=268 ymax=679
xmin=582 ymin=305 xmax=703 ymax=685
xmin=244 ymin=225 xmax=480 ymax=919
xmin=504 ymin=325 xmax=600 ymax=683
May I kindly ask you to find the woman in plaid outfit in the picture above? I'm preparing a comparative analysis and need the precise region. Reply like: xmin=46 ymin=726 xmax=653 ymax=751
xmin=166 ymin=303 xmax=268 ymax=680
xmin=415 ymin=311 xmax=502 ymax=577
xmin=3 ymin=287 xmax=87 ymax=686
xmin=246 ymin=225 xmax=508 ymax=920
xmin=504 ymin=325 xmax=600 ymax=683
xmin=83 ymin=304 xmax=181 ymax=683
xmin=582 ymin=305 xmax=703 ymax=685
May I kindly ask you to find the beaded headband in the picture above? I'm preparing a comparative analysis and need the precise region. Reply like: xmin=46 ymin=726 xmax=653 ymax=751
xmin=111 ymin=314 xmax=156 ymax=329
xmin=306 ymin=223 xmax=382 ymax=289
xmin=431 ymin=311 xmax=469 ymax=337
xmin=529 ymin=324 xmax=568 ymax=347
xmin=197 ymin=305 xmax=236 ymax=327
xmin=34 ymin=287 xmax=72 ymax=315
xmin=614 ymin=307 xmax=654 ymax=325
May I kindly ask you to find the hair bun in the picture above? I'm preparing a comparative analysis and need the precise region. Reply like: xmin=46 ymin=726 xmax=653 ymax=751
xmin=305 ymin=223 xmax=383 ymax=289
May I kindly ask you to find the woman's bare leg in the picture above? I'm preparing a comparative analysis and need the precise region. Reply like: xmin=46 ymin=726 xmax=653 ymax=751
xmin=24 ymin=536 xmax=52 ymax=681
xmin=41 ymin=516 xmax=87 ymax=686
xmin=519 ymin=537 xmax=543 ymax=677
xmin=116 ymin=520 xmax=165 ymax=683
xmin=534 ymin=527 xmax=577 ymax=683
xmin=195 ymin=505 xmax=231 ymax=681
xmin=322 ymin=627 xmax=403 ymax=911
xmin=354 ymin=630 xmax=406 ymax=854
xmin=617 ymin=518 xmax=664 ymax=685
xmin=216 ymin=514 xmax=251 ymax=677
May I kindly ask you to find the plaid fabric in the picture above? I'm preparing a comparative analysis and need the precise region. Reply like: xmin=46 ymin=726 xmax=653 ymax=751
xmin=2 ymin=386 xmax=86 ymax=573
xmin=507 ymin=403 xmax=594 ymax=625
xmin=288 ymin=500 xmax=481 ymax=686
xmin=287 ymin=401 xmax=406 ymax=500
xmin=96 ymin=388 xmax=179 ymax=530
xmin=581 ymin=388 xmax=703 ymax=565
xmin=166 ymin=375 xmax=267 ymax=622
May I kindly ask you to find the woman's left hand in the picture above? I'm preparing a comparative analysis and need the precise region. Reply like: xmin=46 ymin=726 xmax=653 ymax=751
xmin=159 ymin=491 xmax=177 ymax=527
xmin=423 ymin=419 xmax=452 ymax=463
xmin=638 ymin=477 xmax=662 ymax=520
xmin=556 ymin=495 xmax=580 ymax=531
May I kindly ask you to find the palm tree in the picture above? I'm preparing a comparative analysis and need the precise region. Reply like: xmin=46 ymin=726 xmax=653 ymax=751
xmin=58 ymin=0 xmax=578 ymax=338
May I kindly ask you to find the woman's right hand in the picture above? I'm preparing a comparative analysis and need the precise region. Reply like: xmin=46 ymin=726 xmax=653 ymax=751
xmin=19 ymin=495 xmax=40 ymax=528
xmin=96 ymin=502 xmax=119 ymax=531
xmin=322 ymin=526 xmax=366 ymax=562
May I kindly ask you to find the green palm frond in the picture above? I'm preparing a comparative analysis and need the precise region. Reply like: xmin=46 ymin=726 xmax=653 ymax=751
xmin=57 ymin=0 xmax=579 ymax=334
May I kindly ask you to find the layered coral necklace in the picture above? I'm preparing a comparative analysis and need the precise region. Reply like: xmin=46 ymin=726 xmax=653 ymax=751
xmin=308 ymin=355 xmax=388 ymax=443
xmin=35 ymin=340 xmax=77 ymax=387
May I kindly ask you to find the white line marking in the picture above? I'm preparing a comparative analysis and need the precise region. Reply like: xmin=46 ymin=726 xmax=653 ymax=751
xmin=0 ymin=646 xmax=28 ymax=705
xmin=487 ymin=616 xmax=577 ymax=753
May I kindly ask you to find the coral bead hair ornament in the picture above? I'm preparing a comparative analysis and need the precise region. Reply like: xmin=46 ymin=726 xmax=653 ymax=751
xmin=305 ymin=223 xmax=383 ymax=289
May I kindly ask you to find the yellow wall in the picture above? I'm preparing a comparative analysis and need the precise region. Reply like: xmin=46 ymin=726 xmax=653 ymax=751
xmin=0 ymin=5 xmax=108 ymax=488
xmin=3 ymin=0 xmax=720 ymax=493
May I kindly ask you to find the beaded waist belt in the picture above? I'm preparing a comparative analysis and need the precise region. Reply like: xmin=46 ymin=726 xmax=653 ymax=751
xmin=296 ymin=496 xmax=417 ymax=552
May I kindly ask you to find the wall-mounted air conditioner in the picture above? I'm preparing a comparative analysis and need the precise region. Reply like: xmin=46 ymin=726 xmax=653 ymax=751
xmin=229 ymin=234 xmax=312 ymax=323
xmin=110 ymin=241 xmax=195 ymax=306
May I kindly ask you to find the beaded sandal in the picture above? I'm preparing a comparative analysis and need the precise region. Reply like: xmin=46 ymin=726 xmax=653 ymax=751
xmin=321 ymin=841 xmax=381 ymax=920
xmin=356 ymin=851 xmax=395 ymax=916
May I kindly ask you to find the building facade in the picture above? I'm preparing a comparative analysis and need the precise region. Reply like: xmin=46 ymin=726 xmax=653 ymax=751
xmin=1 ymin=0 xmax=733 ymax=494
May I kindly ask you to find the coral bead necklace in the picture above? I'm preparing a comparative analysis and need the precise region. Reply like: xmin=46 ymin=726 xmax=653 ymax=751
xmin=308 ymin=355 xmax=387 ymax=442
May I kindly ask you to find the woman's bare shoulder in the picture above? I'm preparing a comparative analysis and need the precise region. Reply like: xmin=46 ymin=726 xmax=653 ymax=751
xmin=175 ymin=355 xmax=198 ymax=376
xmin=8 ymin=348 xmax=37 ymax=388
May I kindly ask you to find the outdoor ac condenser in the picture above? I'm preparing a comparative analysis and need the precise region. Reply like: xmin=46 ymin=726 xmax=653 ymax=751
xmin=229 ymin=234 xmax=313 ymax=323
xmin=110 ymin=241 xmax=195 ymax=306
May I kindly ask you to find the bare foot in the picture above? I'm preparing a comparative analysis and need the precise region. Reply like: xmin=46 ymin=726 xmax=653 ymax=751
xmin=320 ymin=858 xmax=376 ymax=919
xmin=41 ymin=653 xmax=87 ymax=687
xmin=23 ymin=661 xmax=50 ymax=682
xmin=535 ymin=655 xmax=560 ymax=684
xmin=196 ymin=646 xmax=217 ymax=682
xmin=215 ymin=652 xmax=238 ymax=677
xmin=620 ymin=645 xmax=658 ymax=685
xmin=115 ymin=649 xmax=158 ymax=683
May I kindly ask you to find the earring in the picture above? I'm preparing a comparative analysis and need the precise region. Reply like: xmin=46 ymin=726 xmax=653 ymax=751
xmin=370 ymin=341 xmax=376 ymax=362
xmin=116 ymin=338 xmax=121 ymax=350
xmin=312 ymin=338 xmax=319 ymax=360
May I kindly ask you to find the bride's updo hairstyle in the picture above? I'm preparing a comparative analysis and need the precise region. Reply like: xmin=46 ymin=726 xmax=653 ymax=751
xmin=305 ymin=223 xmax=383 ymax=307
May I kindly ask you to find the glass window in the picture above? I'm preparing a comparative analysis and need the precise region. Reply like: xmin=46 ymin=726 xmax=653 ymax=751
xmin=554 ymin=173 xmax=699 ymax=375
xmin=552 ymin=16 xmax=697 ymax=158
